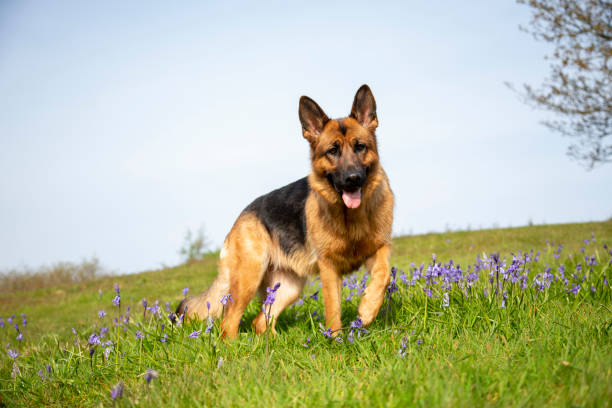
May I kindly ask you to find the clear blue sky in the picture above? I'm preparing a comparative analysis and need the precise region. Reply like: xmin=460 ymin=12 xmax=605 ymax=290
xmin=1 ymin=1 xmax=610 ymax=274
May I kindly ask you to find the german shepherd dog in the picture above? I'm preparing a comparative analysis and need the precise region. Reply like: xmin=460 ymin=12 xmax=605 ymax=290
xmin=177 ymin=85 xmax=394 ymax=338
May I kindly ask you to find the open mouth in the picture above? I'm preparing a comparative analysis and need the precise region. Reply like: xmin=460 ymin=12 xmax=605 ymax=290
xmin=341 ymin=189 xmax=361 ymax=209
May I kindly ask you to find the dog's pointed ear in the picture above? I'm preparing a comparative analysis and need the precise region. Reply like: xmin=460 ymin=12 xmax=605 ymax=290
xmin=299 ymin=96 xmax=329 ymax=144
xmin=350 ymin=84 xmax=378 ymax=130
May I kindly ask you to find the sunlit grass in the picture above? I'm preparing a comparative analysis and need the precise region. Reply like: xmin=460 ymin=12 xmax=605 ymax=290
xmin=1 ymin=221 xmax=611 ymax=407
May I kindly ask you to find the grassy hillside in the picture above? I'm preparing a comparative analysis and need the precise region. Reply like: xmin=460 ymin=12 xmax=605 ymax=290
xmin=1 ymin=220 xmax=611 ymax=406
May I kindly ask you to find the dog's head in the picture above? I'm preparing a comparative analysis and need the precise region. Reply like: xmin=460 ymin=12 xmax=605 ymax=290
xmin=299 ymin=85 xmax=380 ymax=209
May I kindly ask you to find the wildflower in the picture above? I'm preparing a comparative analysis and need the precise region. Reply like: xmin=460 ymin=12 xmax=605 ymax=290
xmin=398 ymin=336 xmax=408 ymax=357
xmin=320 ymin=326 xmax=333 ymax=339
xmin=217 ymin=357 xmax=224 ymax=368
xmin=21 ymin=314 xmax=26 ymax=326
xmin=72 ymin=328 xmax=77 ymax=336
xmin=309 ymin=291 xmax=319 ymax=301
xmin=16 ymin=332 xmax=23 ymax=341
xmin=0 ymin=318 xmax=4 ymax=328
xmin=89 ymin=347 xmax=95 ymax=358
xmin=142 ymin=298 xmax=148 ymax=310
xmin=112 ymin=295 xmax=120 ymax=307
xmin=569 ymin=284 xmax=580 ymax=295
xmin=38 ymin=369 xmax=45 ymax=380
xmin=442 ymin=292 xmax=450 ymax=307
xmin=98 ymin=310 xmax=106 ymax=319
xmin=104 ymin=347 xmax=112 ymax=359
xmin=88 ymin=333 xmax=101 ymax=346
xmin=12 ymin=363 xmax=20 ymax=378
xmin=7 ymin=348 xmax=19 ymax=359
xmin=591 ymin=285 xmax=596 ymax=293
xmin=187 ymin=330 xmax=201 ymax=339
xmin=144 ymin=368 xmax=159 ymax=384
xmin=182 ymin=287 xmax=189 ymax=297
xmin=114 ymin=284 xmax=120 ymax=294
xmin=206 ymin=301 xmax=211 ymax=311
xmin=220 ymin=294 xmax=234 ymax=305
xmin=98 ymin=289 xmax=103 ymax=298
xmin=204 ymin=320 xmax=213 ymax=334
xmin=303 ymin=337 xmax=311 ymax=347
xmin=135 ymin=330 xmax=144 ymax=340
xmin=8 ymin=315 xmax=13 ymax=324
xmin=417 ymin=339 xmax=423 ymax=345
xmin=46 ymin=364 xmax=51 ymax=373
xmin=110 ymin=382 xmax=124 ymax=400
xmin=387 ymin=267 xmax=398 ymax=296
xmin=263 ymin=283 xmax=281 ymax=306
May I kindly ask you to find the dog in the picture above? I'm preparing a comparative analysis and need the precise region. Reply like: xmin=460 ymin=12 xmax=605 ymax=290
xmin=177 ymin=84 xmax=394 ymax=339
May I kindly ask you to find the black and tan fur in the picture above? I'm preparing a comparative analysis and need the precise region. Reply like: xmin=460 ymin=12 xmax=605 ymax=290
xmin=177 ymin=85 xmax=393 ymax=338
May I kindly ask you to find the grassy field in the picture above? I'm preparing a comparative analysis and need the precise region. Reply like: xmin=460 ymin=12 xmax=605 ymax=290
xmin=1 ymin=220 xmax=611 ymax=407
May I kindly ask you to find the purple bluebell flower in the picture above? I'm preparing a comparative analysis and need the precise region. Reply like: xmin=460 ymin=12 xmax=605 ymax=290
xmin=263 ymin=282 xmax=281 ymax=306
xmin=0 ymin=318 xmax=4 ymax=328
xmin=220 ymin=294 xmax=234 ymax=305
xmin=98 ymin=310 xmax=106 ymax=319
xmin=89 ymin=347 xmax=95 ymax=358
xmin=114 ymin=284 xmax=120 ymax=294
xmin=165 ymin=302 xmax=171 ymax=313
xmin=309 ymin=291 xmax=319 ymax=301
xmin=135 ymin=330 xmax=144 ymax=340
xmin=182 ymin=287 xmax=189 ymax=297
xmin=187 ymin=330 xmax=201 ymax=339
xmin=110 ymin=382 xmax=124 ymax=400
xmin=569 ymin=284 xmax=580 ymax=295
xmin=104 ymin=347 xmax=112 ymax=359
xmin=204 ymin=320 xmax=213 ymax=334
xmin=7 ymin=348 xmax=19 ymax=359
xmin=98 ymin=289 xmax=103 ymax=298
xmin=398 ymin=336 xmax=408 ymax=357
xmin=11 ymin=362 xmax=20 ymax=378
xmin=145 ymin=369 xmax=159 ymax=384
xmin=8 ymin=314 xmax=13 ymax=324
xmin=417 ymin=339 xmax=423 ymax=345
xmin=591 ymin=285 xmax=596 ymax=293
xmin=72 ymin=328 xmax=77 ymax=336
xmin=100 ymin=327 xmax=109 ymax=338
xmin=303 ymin=337 xmax=311 ymax=347
xmin=217 ymin=357 xmax=224 ymax=368
xmin=21 ymin=314 xmax=26 ymax=326
xmin=442 ymin=292 xmax=450 ymax=307
xmin=16 ymin=332 xmax=23 ymax=341
xmin=112 ymin=295 xmax=120 ymax=307
xmin=38 ymin=369 xmax=45 ymax=380
xmin=160 ymin=333 xmax=168 ymax=343
xmin=88 ymin=333 xmax=101 ymax=345
xmin=604 ymin=277 xmax=608 ymax=286
xmin=320 ymin=327 xmax=333 ymax=339
xmin=46 ymin=364 xmax=51 ymax=373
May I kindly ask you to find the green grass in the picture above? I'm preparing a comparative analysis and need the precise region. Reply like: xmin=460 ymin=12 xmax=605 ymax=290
xmin=1 ymin=221 xmax=611 ymax=407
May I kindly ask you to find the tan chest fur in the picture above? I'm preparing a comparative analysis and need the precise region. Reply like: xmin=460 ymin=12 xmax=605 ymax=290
xmin=305 ymin=170 xmax=393 ymax=274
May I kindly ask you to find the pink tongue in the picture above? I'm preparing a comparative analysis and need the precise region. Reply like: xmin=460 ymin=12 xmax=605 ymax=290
xmin=342 ymin=189 xmax=362 ymax=209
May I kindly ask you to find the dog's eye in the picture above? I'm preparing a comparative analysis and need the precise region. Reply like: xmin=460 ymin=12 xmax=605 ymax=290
xmin=327 ymin=146 xmax=339 ymax=157
xmin=355 ymin=143 xmax=366 ymax=153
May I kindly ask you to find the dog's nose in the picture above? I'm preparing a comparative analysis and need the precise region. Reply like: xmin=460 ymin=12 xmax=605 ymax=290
xmin=345 ymin=173 xmax=363 ymax=186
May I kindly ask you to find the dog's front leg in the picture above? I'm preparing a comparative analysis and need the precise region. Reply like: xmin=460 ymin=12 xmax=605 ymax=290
xmin=318 ymin=259 xmax=342 ymax=335
xmin=358 ymin=244 xmax=391 ymax=326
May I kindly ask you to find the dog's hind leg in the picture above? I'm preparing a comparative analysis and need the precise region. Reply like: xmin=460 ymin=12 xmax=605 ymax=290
xmin=252 ymin=269 xmax=306 ymax=335
xmin=219 ymin=213 xmax=271 ymax=339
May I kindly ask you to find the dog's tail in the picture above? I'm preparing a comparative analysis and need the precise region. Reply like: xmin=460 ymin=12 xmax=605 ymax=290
xmin=175 ymin=274 xmax=230 ymax=322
